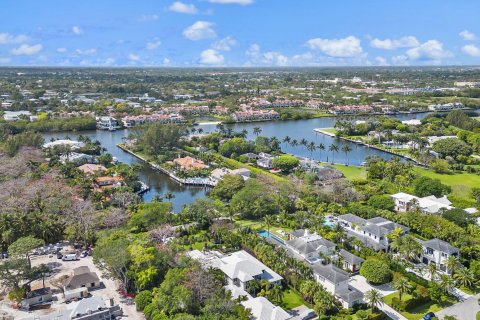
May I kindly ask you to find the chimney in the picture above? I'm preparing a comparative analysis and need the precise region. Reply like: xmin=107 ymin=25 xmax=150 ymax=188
xmin=109 ymin=298 xmax=114 ymax=307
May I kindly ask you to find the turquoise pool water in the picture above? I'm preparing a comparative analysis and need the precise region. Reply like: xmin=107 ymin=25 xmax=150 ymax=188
xmin=257 ymin=230 xmax=285 ymax=245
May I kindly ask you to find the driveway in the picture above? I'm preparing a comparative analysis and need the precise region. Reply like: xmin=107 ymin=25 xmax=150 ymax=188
xmin=349 ymin=275 xmax=407 ymax=320
xmin=435 ymin=293 xmax=480 ymax=320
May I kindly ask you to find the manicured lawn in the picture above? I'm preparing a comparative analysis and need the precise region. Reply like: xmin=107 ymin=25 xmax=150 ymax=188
xmin=476 ymin=311 xmax=480 ymax=320
xmin=318 ymin=127 xmax=338 ymax=135
xmin=384 ymin=292 xmax=456 ymax=320
xmin=414 ymin=167 xmax=480 ymax=199
xmin=321 ymin=162 xmax=367 ymax=180
xmin=281 ymin=287 xmax=307 ymax=310
xmin=234 ymin=219 xmax=293 ymax=237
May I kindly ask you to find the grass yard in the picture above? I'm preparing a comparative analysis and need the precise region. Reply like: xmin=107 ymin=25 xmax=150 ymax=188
xmin=234 ymin=219 xmax=293 ymax=237
xmin=320 ymin=162 xmax=367 ymax=180
xmin=281 ymin=287 xmax=308 ymax=310
xmin=316 ymin=127 xmax=338 ymax=135
xmin=476 ymin=311 xmax=480 ymax=320
xmin=414 ymin=167 xmax=480 ymax=200
xmin=384 ymin=292 xmax=456 ymax=320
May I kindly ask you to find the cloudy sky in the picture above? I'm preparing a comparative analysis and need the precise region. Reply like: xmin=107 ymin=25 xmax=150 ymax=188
xmin=1 ymin=0 xmax=479 ymax=67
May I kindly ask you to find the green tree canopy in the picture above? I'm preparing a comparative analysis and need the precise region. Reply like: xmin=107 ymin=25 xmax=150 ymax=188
xmin=360 ymin=259 xmax=391 ymax=285
xmin=413 ymin=176 xmax=452 ymax=197
xmin=272 ymin=154 xmax=300 ymax=172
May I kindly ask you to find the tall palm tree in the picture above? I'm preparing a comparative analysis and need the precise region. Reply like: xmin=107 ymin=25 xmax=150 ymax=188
xmin=270 ymin=137 xmax=280 ymax=151
xmin=341 ymin=145 xmax=352 ymax=165
xmin=253 ymin=127 xmax=262 ymax=136
xmin=439 ymin=274 xmax=455 ymax=294
xmin=263 ymin=215 xmax=276 ymax=235
xmin=393 ymin=277 xmax=412 ymax=301
xmin=283 ymin=136 xmax=291 ymax=144
xmin=446 ymin=256 xmax=457 ymax=275
xmin=317 ymin=143 xmax=325 ymax=162
xmin=164 ymin=191 xmax=175 ymax=201
xmin=268 ymin=285 xmax=283 ymax=305
xmin=191 ymin=127 xmax=197 ymax=134
xmin=290 ymin=139 xmax=298 ymax=148
xmin=454 ymin=268 xmax=475 ymax=288
xmin=240 ymin=129 xmax=249 ymax=138
xmin=198 ymin=128 xmax=204 ymax=134
xmin=427 ymin=263 xmax=437 ymax=281
xmin=328 ymin=144 xmax=339 ymax=164
xmin=364 ymin=289 xmax=383 ymax=313
xmin=307 ymin=142 xmax=316 ymax=160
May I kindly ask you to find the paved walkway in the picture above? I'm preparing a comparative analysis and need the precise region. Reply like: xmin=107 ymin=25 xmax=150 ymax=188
xmin=435 ymin=293 xmax=480 ymax=320
xmin=349 ymin=275 xmax=407 ymax=320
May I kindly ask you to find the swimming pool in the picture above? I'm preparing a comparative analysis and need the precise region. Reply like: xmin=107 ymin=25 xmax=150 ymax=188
xmin=257 ymin=230 xmax=285 ymax=245
xmin=323 ymin=218 xmax=337 ymax=228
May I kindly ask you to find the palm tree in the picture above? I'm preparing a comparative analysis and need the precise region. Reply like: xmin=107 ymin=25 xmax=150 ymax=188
xmin=393 ymin=277 xmax=412 ymax=301
xmin=328 ymin=144 xmax=339 ymax=164
xmin=164 ymin=191 xmax=175 ymax=201
xmin=454 ymin=268 xmax=475 ymax=288
xmin=240 ymin=129 xmax=249 ymax=138
xmin=246 ymin=280 xmax=261 ymax=296
xmin=341 ymin=145 xmax=352 ymax=165
xmin=191 ymin=127 xmax=197 ymax=135
xmin=428 ymin=263 xmax=437 ymax=281
xmin=268 ymin=285 xmax=283 ymax=305
xmin=317 ymin=143 xmax=325 ymax=162
xmin=198 ymin=128 xmax=204 ymax=134
xmin=307 ymin=142 xmax=316 ymax=160
xmin=439 ymin=274 xmax=455 ymax=294
xmin=364 ymin=289 xmax=383 ymax=313
xmin=253 ymin=127 xmax=262 ymax=136
xmin=263 ymin=215 xmax=275 ymax=235
xmin=446 ymin=256 xmax=457 ymax=275
xmin=283 ymin=136 xmax=291 ymax=144
xmin=270 ymin=137 xmax=280 ymax=150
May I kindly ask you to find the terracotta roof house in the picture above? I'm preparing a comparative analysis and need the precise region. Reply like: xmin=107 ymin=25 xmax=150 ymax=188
xmin=93 ymin=176 xmax=124 ymax=191
xmin=78 ymin=164 xmax=107 ymax=175
xmin=173 ymin=156 xmax=208 ymax=171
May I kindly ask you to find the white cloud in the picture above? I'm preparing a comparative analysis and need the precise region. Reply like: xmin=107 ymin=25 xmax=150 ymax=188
xmin=72 ymin=26 xmax=83 ymax=35
xmin=370 ymin=36 xmax=419 ymax=50
xmin=11 ymin=44 xmax=42 ymax=55
xmin=138 ymin=14 xmax=159 ymax=22
xmin=129 ymin=53 xmax=140 ymax=61
xmin=183 ymin=21 xmax=216 ymax=41
xmin=199 ymin=49 xmax=224 ymax=65
xmin=0 ymin=33 xmax=29 ymax=44
xmin=209 ymin=0 xmax=254 ymax=4
xmin=146 ymin=39 xmax=161 ymax=50
xmin=163 ymin=58 xmax=171 ymax=65
xmin=392 ymin=55 xmax=409 ymax=65
xmin=211 ymin=36 xmax=236 ymax=51
xmin=169 ymin=2 xmax=198 ymax=14
xmin=246 ymin=43 xmax=261 ymax=58
xmin=374 ymin=56 xmax=389 ymax=66
xmin=105 ymin=58 xmax=115 ymax=65
xmin=306 ymin=36 xmax=363 ymax=57
xmin=75 ymin=48 xmax=97 ymax=56
xmin=405 ymin=40 xmax=452 ymax=61
xmin=462 ymin=44 xmax=480 ymax=57
xmin=263 ymin=51 xmax=288 ymax=66
xmin=459 ymin=30 xmax=477 ymax=41
xmin=56 ymin=47 xmax=68 ymax=53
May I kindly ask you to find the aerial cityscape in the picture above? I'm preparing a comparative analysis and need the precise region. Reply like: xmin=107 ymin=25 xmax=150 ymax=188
xmin=1 ymin=1 xmax=480 ymax=320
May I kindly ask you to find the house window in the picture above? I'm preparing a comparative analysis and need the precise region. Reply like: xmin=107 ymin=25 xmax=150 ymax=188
xmin=426 ymin=248 xmax=434 ymax=255
xmin=441 ymin=253 xmax=447 ymax=258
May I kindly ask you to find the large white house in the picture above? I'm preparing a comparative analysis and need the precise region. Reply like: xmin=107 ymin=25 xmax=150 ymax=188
xmin=390 ymin=192 xmax=453 ymax=214
xmin=338 ymin=214 xmax=409 ymax=251
xmin=218 ymin=250 xmax=283 ymax=292
xmin=312 ymin=263 xmax=363 ymax=308
xmin=241 ymin=296 xmax=291 ymax=320
xmin=419 ymin=238 xmax=460 ymax=275
xmin=285 ymin=229 xmax=336 ymax=263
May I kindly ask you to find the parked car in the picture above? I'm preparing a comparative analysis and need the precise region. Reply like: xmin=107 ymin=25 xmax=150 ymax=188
xmin=422 ymin=312 xmax=436 ymax=320
xmin=62 ymin=254 xmax=79 ymax=261
xmin=56 ymin=252 xmax=63 ymax=259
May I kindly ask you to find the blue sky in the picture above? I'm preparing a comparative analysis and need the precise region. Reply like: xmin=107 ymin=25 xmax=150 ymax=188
xmin=1 ymin=0 xmax=479 ymax=67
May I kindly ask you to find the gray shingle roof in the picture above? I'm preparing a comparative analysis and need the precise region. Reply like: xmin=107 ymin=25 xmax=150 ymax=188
xmin=286 ymin=237 xmax=335 ymax=255
xmin=338 ymin=249 xmax=364 ymax=265
xmin=338 ymin=214 xmax=367 ymax=225
xmin=312 ymin=263 xmax=349 ymax=284
xmin=421 ymin=238 xmax=459 ymax=254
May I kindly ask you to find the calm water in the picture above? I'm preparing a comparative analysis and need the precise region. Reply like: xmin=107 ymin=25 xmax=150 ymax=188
xmin=43 ymin=129 xmax=209 ymax=213
xmin=42 ymin=112 xmax=435 ymax=211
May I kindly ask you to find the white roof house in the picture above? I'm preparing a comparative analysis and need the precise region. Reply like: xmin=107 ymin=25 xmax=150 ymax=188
xmin=3 ymin=110 xmax=32 ymax=121
xmin=241 ymin=296 xmax=292 ymax=320
xmin=390 ymin=192 xmax=453 ymax=214
xmin=42 ymin=139 xmax=85 ymax=150
xmin=219 ymin=250 xmax=283 ymax=284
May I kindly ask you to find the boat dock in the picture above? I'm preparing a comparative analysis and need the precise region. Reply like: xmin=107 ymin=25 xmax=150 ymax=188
xmin=117 ymin=144 xmax=215 ymax=187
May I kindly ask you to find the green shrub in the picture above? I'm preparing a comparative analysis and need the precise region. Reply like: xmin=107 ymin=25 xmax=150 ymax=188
xmin=360 ymin=259 xmax=391 ymax=285
xmin=135 ymin=290 xmax=153 ymax=311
